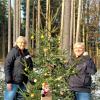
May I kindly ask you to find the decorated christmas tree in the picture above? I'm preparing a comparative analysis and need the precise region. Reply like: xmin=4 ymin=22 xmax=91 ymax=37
xmin=20 ymin=33 xmax=77 ymax=100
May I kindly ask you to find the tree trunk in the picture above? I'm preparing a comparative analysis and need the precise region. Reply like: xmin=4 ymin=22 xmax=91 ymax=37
xmin=36 ymin=0 xmax=40 ymax=54
xmin=32 ymin=1 xmax=35 ymax=48
xmin=18 ymin=0 xmax=21 ymax=35
xmin=76 ymin=0 xmax=82 ymax=42
xmin=2 ymin=1 xmax=6 ymax=61
xmin=70 ymin=0 xmax=74 ymax=55
xmin=46 ymin=0 xmax=51 ymax=38
xmin=26 ymin=0 xmax=30 ymax=48
xmin=8 ymin=0 xmax=11 ymax=52
xmin=73 ymin=0 xmax=76 ymax=45
xmin=13 ymin=0 xmax=16 ymax=45
xmin=86 ymin=0 xmax=90 ymax=51
xmin=82 ymin=0 xmax=86 ymax=44
xmin=16 ymin=0 xmax=19 ymax=38
xmin=60 ymin=0 xmax=64 ymax=49
xmin=99 ymin=1 xmax=100 ymax=33
xmin=62 ymin=0 xmax=71 ymax=55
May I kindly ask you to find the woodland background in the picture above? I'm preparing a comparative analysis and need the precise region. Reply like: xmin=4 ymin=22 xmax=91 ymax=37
xmin=0 ymin=0 xmax=100 ymax=66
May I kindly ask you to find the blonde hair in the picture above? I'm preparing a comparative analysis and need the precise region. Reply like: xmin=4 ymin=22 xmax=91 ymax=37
xmin=74 ymin=42 xmax=85 ymax=49
xmin=14 ymin=36 xmax=27 ymax=46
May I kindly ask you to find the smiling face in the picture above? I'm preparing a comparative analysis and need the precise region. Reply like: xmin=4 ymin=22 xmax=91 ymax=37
xmin=73 ymin=43 xmax=85 ymax=57
xmin=16 ymin=36 xmax=27 ymax=50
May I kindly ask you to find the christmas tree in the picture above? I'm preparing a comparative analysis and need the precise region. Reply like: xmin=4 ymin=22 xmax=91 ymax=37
xmin=20 ymin=34 xmax=77 ymax=100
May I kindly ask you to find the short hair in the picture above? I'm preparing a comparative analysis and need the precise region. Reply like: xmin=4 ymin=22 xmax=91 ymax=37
xmin=14 ymin=36 xmax=27 ymax=46
xmin=74 ymin=42 xmax=85 ymax=49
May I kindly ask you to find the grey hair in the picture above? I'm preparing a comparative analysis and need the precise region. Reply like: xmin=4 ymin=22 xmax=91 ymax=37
xmin=74 ymin=42 xmax=85 ymax=49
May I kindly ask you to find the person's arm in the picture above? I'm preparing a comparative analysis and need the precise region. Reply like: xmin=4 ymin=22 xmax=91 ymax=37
xmin=86 ymin=58 xmax=97 ymax=75
xmin=25 ymin=50 xmax=33 ymax=70
xmin=4 ymin=48 xmax=16 ymax=83
xmin=28 ymin=56 xmax=33 ymax=70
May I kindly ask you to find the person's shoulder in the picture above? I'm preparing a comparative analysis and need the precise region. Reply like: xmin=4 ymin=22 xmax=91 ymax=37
xmin=11 ymin=46 xmax=18 ymax=53
xmin=7 ymin=47 xmax=19 ymax=56
xmin=83 ymin=52 xmax=94 ymax=64
xmin=83 ymin=52 xmax=90 ymax=59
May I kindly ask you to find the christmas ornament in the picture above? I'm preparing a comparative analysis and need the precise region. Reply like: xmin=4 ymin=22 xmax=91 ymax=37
xmin=41 ymin=82 xmax=49 ymax=97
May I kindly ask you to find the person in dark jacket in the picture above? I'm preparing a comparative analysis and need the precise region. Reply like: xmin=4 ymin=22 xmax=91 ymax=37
xmin=68 ymin=42 xmax=97 ymax=100
xmin=4 ymin=36 xmax=33 ymax=100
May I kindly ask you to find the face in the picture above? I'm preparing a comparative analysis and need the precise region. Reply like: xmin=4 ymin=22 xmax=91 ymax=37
xmin=16 ymin=39 xmax=26 ymax=50
xmin=74 ymin=45 xmax=84 ymax=57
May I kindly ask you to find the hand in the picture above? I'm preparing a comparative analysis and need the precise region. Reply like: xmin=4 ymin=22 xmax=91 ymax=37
xmin=7 ymin=83 xmax=12 ymax=91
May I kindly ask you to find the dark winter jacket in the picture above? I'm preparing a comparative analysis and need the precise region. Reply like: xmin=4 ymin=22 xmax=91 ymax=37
xmin=68 ymin=54 xmax=97 ymax=92
xmin=4 ymin=46 xmax=33 ymax=84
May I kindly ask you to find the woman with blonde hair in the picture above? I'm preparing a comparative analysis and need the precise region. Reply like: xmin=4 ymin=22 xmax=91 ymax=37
xmin=4 ymin=36 xmax=33 ymax=100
